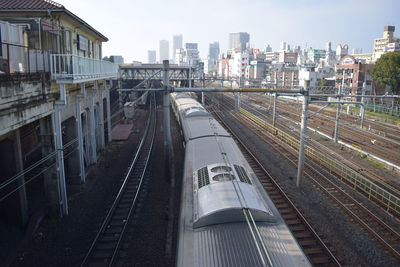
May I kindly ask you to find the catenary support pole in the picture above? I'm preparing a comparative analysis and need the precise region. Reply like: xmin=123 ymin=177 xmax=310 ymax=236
xmin=360 ymin=82 xmax=366 ymax=129
xmin=163 ymin=60 xmax=172 ymax=175
xmin=296 ymin=81 xmax=309 ymax=188
xmin=334 ymin=86 xmax=342 ymax=143
xmin=272 ymin=93 xmax=277 ymax=128
xmin=234 ymin=93 xmax=240 ymax=113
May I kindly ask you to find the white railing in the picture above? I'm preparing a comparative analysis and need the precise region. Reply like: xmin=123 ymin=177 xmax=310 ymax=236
xmin=50 ymin=54 xmax=118 ymax=81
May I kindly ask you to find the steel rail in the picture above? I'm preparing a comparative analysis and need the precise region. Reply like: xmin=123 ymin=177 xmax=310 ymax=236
xmin=207 ymin=99 xmax=341 ymax=266
xmin=81 ymin=93 xmax=155 ymax=267
xmin=220 ymin=97 xmax=400 ymax=260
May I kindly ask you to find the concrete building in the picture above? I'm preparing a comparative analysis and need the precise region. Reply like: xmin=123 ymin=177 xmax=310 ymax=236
xmin=280 ymin=41 xmax=287 ymax=51
xmin=175 ymin=43 xmax=200 ymax=67
xmin=209 ymin=42 xmax=220 ymax=61
xmin=110 ymin=55 xmax=124 ymax=64
xmin=172 ymin=34 xmax=182 ymax=64
xmin=0 ymin=0 xmax=118 ymax=223
xmin=228 ymin=32 xmax=250 ymax=51
xmin=230 ymin=50 xmax=249 ymax=78
xmin=265 ymin=51 xmax=279 ymax=62
xmin=266 ymin=65 xmax=299 ymax=87
xmin=184 ymin=43 xmax=200 ymax=66
xmin=372 ymin=26 xmax=400 ymax=62
xmin=207 ymin=42 xmax=220 ymax=73
xmin=159 ymin=40 xmax=169 ymax=63
xmin=336 ymin=44 xmax=349 ymax=61
xmin=278 ymin=51 xmax=298 ymax=64
xmin=299 ymin=65 xmax=324 ymax=87
xmin=175 ymin=48 xmax=185 ymax=66
xmin=147 ymin=50 xmax=156 ymax=63
xmin=245 ymin=61 xmax=268 ymax=80
xmin=307 ymin=48 xmax=326 ymax=64
xmin=335 ymin=55 xmax=373 ymax=95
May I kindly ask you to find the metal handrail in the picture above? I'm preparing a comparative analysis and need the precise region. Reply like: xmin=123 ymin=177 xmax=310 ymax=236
xmin=50 ymin=54 xmax=118 ymax=80
xmin=0 ymin=41 xmax=49 ymax=75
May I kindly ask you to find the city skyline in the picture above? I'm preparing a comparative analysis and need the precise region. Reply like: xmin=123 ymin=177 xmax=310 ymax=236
xmin=61 ymin=0 xmax=400 ymax=62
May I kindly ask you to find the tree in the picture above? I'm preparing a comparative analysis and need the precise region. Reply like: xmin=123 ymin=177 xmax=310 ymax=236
xmin=318 ymin=80 xmax=327 ymax=87
xmin=371 ymin=52 xmax=400 ymax=115
xmin=371 ymin=52 xmax=400 ymax=95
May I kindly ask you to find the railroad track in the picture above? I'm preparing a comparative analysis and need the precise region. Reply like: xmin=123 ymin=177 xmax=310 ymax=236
xmin=207 ymin=103 xmax=341 ymax=266
xmin=81 ymin=93 xmax=156 ymax=267
xmin=240 ymin=96 xmax=400 ymax=199
xmin=260 ymin=95 xmax=400 ymax=164
xmin=211 ymin=95 xmax=400 ymax=261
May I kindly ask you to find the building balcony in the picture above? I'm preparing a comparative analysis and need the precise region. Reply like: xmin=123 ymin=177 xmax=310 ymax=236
xmin=0 ymin=42 xmax=50 ymax=82
xmin=50 ymin=54 xmax=119 ymax=83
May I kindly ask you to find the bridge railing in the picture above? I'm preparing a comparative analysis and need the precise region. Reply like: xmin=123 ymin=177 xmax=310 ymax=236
xmin=50 ymin=54 xmax=118 ymax=82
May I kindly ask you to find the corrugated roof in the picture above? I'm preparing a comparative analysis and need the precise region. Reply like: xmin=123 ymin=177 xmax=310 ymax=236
xmin=0 ymin=0 xmax=64 ymax=10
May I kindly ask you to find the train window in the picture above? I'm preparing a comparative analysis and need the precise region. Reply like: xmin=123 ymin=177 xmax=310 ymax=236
xmin=212 ymin=174 xmax=235 ymax=182
xmin=211 ymin=166 xmax=232 ymax=173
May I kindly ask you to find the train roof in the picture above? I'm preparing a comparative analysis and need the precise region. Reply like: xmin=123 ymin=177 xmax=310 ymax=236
xmin=182 ymin=116 xmax=230 ymax=141
xmin=179 ymin=136 xmax=311 ymax=266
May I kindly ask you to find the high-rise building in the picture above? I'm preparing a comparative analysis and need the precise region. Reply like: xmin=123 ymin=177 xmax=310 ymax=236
xmin=184 ymin=43 xmax=200 ymax=66
xmin=209 ymin=42 xmax=220 ymax=61
xmin=159 ymin=40 xmax=169 ymax=63
xmin=147 ymin=50 xmax=156 ymax=63
xmin=229 ymin=32 xmax=250 ymax=51
xmin=172 ymin=34 xmax=183 ymax=63
xmin=280 ymin=41 xmax=287 ymax=51
xmin=207 ymin=42 xmax=220 ymax=73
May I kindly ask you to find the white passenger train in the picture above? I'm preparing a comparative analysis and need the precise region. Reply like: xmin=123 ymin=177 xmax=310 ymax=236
xmin=171 ymin=93 xmax=311 ymax=267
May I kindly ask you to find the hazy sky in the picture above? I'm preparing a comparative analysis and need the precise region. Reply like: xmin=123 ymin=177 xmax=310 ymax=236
xmin=62 ymin=0 xmax=400 ymax=62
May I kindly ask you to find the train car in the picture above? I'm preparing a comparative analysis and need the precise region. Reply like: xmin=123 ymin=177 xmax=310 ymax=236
xmin=172 ymin=93 xmax=311 ymax=267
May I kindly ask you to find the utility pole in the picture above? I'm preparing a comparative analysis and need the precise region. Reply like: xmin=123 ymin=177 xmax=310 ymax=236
xmin=163 ymin=60 xmax=172 ymax=177
xmin=334 ymin=85 xmax=342 ymax=143
xmin=272 ymin=93 xmax=277 ymax=128
xmin=360 ymin=82 xmax=366 ymax=129
xmin=296 ymin=81 xmax=309 ymax=188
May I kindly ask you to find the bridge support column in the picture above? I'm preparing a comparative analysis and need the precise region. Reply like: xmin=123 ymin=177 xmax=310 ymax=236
xmin=99 ymin=82 xmax=105 ymax=150
xmin=89 ymin=84 xmax=97 ymax=164
xmin=54 ymin=84 xmax=68 ymax=216
xmin=40 ymin=116 xmax=58 ymax=218
xmin=76 ymin=92 xmax=85 ymax=183
xmin=13 ymin=128 xmax=28 ymax=225
xmin=106 ymin=81 xmax=112 ymax=142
